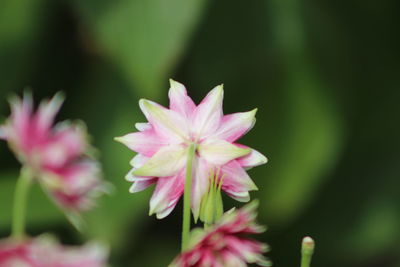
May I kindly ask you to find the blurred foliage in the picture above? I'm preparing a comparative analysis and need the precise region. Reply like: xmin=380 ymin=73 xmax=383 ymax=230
xmin=0 ymin=0 xmax=399 ymax=266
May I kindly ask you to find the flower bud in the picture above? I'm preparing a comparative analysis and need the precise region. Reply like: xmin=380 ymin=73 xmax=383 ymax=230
xmin=301 ymin=236 xmax=315 ymax=267
xmin=199 ymin=170 xmax=224 ymax=226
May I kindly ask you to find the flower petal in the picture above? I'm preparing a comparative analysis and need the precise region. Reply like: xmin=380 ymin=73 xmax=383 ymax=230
xmin=139 ymin=99 xmax=189 ymax=142
xmin=135 ymin=122 xmax=152 ymax=131
xmin=221 ymin=250 xmax=247 ymax=267
xmin=191 ymin=157 xmax=211 ymax=221
xmin=129 ymin=179 xmax=157 ymax=193
xmin=45 ymin=161 xmax=107 ymax=212
xmin=212 ymin=109 xmax=257 ymax=142
xmin=198 ymin=139 xmax=251 ymax=165
xmin=125 ymin=167 xmax=154 ymax=182
xmin=115 ymin=131 xmax=167 ymax=157
xmin=133 ymin=145 xmax=187 ymax=177
xmin=8 ymin=93 xmax=33 ymax=147
xmin=168 ymin=79 xmax=196 ymax=118
xmin=149 ymin=172 xmax=184 ymax=218
xmin=221 ymin=161 xmax=258 ymax=202
xmin=236 ymin=148 xmax=268 ymax=170
xmin=35 ymin=92 xmax=64 ymax=136
xmin=192 ymin=85 xmax=224 ymax=138
xmin=28 ymin=234 xmax=109 ymax=266
xmin=41 ymin=124 xmax=86 ymax=168
xmin=129 ymin=154 xmax=149 ymax=168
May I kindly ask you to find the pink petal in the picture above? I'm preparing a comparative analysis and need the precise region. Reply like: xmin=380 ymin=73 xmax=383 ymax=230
xmin=9 ymin=93 xmax=33 ymax=149
xmin=221 ymin=249 xmax=247 ymax=267
xmin=192 ymin=85 xmax=224 ymax=139
xmin=222 ymin=250 xmax=247 ymax=267
xmin=28 ymin=235 xmax=108 ymax=266
xmin=139 ymin=99 xmax=189 ymax=142
xmin=168 ymin=79 xmax=196 ymax=118
xmin=198 ymin=250 xmax=217 ymax=267
xmin=225 ymin=236 xmax=268 ymax=264
xmin=44 ymin=161 xmax=106 ymax=212
xmin=41 ymin=124 xmax=86 ymax=168
xmin=129 ymin=179 xmax=157 ymax=193
xmin=236 ymin=148 xmax=267 ymax=170
xmin=115 ymin=130 xmax=167 ymax=157
xmin=221 ymin=161 xmax=258 ymax=202
xmin=212 ymin=109 xmax=257 ymax=142
xmin=191 ymin=157 xmax=211 ymax=221
xmin=35 ymin=92 xmax=64 ymax=137
xmin=198 ymin=139 xmax=251 ymax=165
xmin=133 ymin=145 xmax=187 ymax=177
xmin=149 ymin=172 xmax=184 ymax=219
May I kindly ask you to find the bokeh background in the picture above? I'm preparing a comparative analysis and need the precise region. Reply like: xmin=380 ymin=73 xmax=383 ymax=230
xmin=1 ymin=0 xmax=399 ymax=266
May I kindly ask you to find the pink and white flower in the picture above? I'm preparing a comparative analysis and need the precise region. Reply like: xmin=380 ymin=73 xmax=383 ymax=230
xmin=116 ymin=80 xmax=267 ymax=219
xmin=170 ymin=201 xmax=270 ymax=267
xmin=0 ymin=235 xmax=108 ymax=267
xmin=0 ymin=92 xmax=107 ymax=213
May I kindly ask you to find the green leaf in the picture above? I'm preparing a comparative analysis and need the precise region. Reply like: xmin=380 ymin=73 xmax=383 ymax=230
xmin=259 ymin=0 xmax=344 ymax=224
xmin=71 ymin=0 xmax=209 ymax=98
xmin=261 ymin=72 xmax=343 ymax=224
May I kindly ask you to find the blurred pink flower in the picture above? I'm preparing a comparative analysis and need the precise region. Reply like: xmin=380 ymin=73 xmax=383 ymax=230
xmin=0 ymin=93 xmax=108 ymax=213
xmin=116 ymin=80 xmax=267 ymax=219
xmin=0 ymin=235 xmax=108 ymax=267
xmin=0 ymin=93 xmax=85 ymax=170
xmin=170 ymin=201 xmax=270 ymax=267
xmin=44 ymin=161 xmax=106 ymax=213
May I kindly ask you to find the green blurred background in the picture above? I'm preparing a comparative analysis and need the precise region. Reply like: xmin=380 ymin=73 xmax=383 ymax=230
xmin=1 ymin=0 xmax=399 ymax=266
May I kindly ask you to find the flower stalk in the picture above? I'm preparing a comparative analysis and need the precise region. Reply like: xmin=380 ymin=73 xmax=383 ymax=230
xmin=301 ymin=236 xmax=315 ymax=267
xmin=181 ymin=143 xmax=197 ymax=251
xmin=12 ymin=167 xmax=32 ymax=240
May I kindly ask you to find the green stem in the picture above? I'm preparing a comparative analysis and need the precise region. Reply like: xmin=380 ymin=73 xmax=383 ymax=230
xmin=301 ymin=236 xmax=315 ymax=267
xmin=181 ymin=143 xmax=196 ymax=251
xmin=12 ymin=167 xmax=32 ymax=240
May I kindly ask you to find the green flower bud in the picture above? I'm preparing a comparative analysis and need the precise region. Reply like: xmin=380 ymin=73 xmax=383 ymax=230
xmin=199 ymin=169 xmax=224 ymax=227
xmin=301 ymin=236 xmax=315 ymax=267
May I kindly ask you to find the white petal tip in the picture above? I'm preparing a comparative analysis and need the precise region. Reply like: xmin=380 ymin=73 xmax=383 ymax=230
xmin=149 ymin=208 xmax=169 ymax=219
xmin=128 ymin=184 xmax=136 ymax=193
xmin=208 ymin=84 xmax=224 ymax=96
xmin=131 ymin=169 xmax=143 ymax=177
xmin=52 ymin=91 xmax=66 ymax=103
xmin=256 ymin=155 xmax=268 ymax=165
xmin=125 ymin=172 xmax=134 ymax=182
xmin=156 ymin=213 xmax=167 ymax=219
xmin=169 ymin=78 xmax=179 ymax=86
xmin=231 ymin=191 xmax=251 ymax=202
xmin=114 ymin=136 xmax=124 ymax=143
xmin=135 ymin=122 xmax=151 ymax=131
xmin=138 ymin=98 xmax=149 ymax=107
